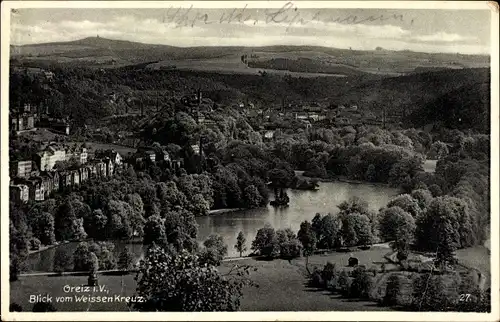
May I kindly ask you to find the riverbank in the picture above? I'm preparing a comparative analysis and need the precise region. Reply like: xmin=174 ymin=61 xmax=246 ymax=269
xmin=294 ymin=171 xmax=395 ymax=189
xmin=207 ymin=208 xmax=245 ymax=215
xmin=27 ymin=240 xmax=72 ymax=255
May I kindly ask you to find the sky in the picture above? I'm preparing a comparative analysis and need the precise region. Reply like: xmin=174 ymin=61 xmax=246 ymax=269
xmin=9 ymin=4 xmax=492 ymax=54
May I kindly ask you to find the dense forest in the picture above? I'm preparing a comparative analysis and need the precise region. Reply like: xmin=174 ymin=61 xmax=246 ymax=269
xmin=9 ymin=61 xmax=491 ymax=312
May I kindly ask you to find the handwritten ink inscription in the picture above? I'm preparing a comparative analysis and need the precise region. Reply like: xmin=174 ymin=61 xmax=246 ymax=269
xmin=162 ymin=2 xmax=414 ymax=30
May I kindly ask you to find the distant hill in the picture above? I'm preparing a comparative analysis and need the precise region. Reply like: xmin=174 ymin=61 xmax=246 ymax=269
xmin=334 ymin=68 xmax=490 ymax=126
xmin=408 ymin=81 xmax=490 ymax=133
xmin=11 ymin=37 xmax=490 ymax=76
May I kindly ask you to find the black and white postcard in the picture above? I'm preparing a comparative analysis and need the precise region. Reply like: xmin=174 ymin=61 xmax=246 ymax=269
xmin=1 ymin=1 xmax=498 ymax=321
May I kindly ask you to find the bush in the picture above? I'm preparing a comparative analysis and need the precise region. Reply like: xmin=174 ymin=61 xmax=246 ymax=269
xmin=279 ymin=239 xmax=303 ymax=259
xmin=349 ymin=266 xmax=373 ymax=299
xmin=383 ymin=274 xmax=402 ymax=306
xmin=309 ymin=268 xmax=324 ymax=288
xmin=337 ymin=270 xmax=352 ymax=297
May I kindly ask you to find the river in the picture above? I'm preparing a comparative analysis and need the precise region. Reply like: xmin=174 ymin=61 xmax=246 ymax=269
xmin=25 ymin=181 xmax=399 ymax=272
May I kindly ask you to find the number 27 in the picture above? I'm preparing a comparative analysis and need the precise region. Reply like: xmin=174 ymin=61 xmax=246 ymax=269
xmin=459 ymin=294 xmax=471 ymax=302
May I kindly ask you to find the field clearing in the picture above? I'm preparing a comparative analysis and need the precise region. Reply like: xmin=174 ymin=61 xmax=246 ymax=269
xmin=151 ymin=58 xmax=348 ymax=78
xmin=423 ymin=159 xmax=437 ymax=173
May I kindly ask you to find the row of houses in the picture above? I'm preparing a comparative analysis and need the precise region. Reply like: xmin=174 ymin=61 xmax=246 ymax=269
xmin=130 ymin=147 xmax=185 ymax=171
xmin=10 ymin=157 xmax=117 ymax=203
xmin=10 ymin=143 xmax=89 ymax=177
xmin=10 ymin=142 xmax=189 ymax=204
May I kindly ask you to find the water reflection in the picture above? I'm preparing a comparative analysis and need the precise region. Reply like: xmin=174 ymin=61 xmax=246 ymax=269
xmin=196 ymin=181 xmax=399 ymax=257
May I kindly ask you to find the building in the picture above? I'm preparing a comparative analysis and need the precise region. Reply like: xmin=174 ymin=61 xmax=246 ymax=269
xmin=191 ymin=144 xmax=201 ymax=155
xmin=70 ymin=169 xmax=81 ymax=186
xmin=11 ymin=114 xmax=35 ymax=132
xmin=103 ymin=158 xmax=114 ymax=177
xmin=10 ymin=160 xmax=34 ymax=178
xmin=96 ymin=150 xmax=122 ymax=166
xmin=264 ymin=130 xmax=275 ymax=141
xmin=26 ymin=178 xmax=45 ymax=201
xmin=40 ymin=171 xmax=59 ymax=196
xmin=10 ymin=184 xmax=30 ymax=203
xmin=59 ymin=171 xmax=73 ymax=190
xmin=156 ymin=150 xmax=171 ymax=162
xmin=35 ymin=144 xmax=67 ymax=171
xmin=145 ymin=150 xmax=156 ymax=162
xmin=79 ymin=166 xmax=91 ymax=183
xmin=66 ymin=145 xmax=88 ymax=164
xmin=171 ymin=159 xmax=185 ymax=171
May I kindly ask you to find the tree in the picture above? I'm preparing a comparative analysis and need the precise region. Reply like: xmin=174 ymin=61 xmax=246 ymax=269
xmin=105 ymin=200 xmax=134 ymax=239
xmin=163 ymin=209 xmax=199 ymax=253
xmin=89 ymin=252 xmax=99 ymax=273
xmin=201 ymin=234 xmax=228 ymax=266
xmin=430 ymin=141 xmax=449 ymax=159
xmin=340 ymin=213 xmax=373 ymax=247
xmin=53 ymin=248 xmax=72 ymax=274
xmin=411 ymin=189 xmax=433 ymax=211
xmin=379 ymin=206 xmax=416 ymax=242
xmin=189 ymin=193 xmax=210 ymax=216
xmin=131 ymin=245 xmax=253 ymax=311
xmin=387 ymin=194 xmax=423 ymax=218
xmin=338 ymin=197 xmax=371 ymax=217
xmin=319 ymin=214 xmax=340 ymax=249
xmin=32 ymin=212 xmax=56 ymax=245
xmin=99 ymin=247 xmax=117 ymax=270
xmin=415 ymin=197 xmax=466 ymax=262
xmin=251 ymin=225 xmax=279 ymax=258
xmin=297 ymin=220 xmax=317 ymax=256
xmin=243 ymin=185 xmax=262 ymax=208
xmin=297 ymin=220 xmax=317 ymax=271
xmin=276 ymin=228 xmax=302 ymax=259
xmin=118 ymin=249 xmax=135 ymax=271
xmin=71 ymin=218 xmax=88 ymax=240
xmin=73 ymin=242 xmax=91 ymax=271
xmin=85 ymin=209 xmax=108 ymax=239
xmin=143 ymin=215 xmax=166 ymax=247
xmin=235 ymin=231 xmax=247 ymax=257
xmin=55 ymin=200 xmax=78 ymax=241
xmin=126 ymin=193 xmax=146 ymax=237
xmin=311 ymin=213 xmax=323 ymax=240
xmin=10 ymin=219 xmax=29 ymax=281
